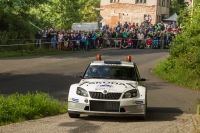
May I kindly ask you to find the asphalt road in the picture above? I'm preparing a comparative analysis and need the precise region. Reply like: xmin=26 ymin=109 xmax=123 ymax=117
xmin=0 ymin=48 xmax=199 ymax=133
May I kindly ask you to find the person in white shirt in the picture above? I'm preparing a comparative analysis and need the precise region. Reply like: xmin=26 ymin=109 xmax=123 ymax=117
xmin=58 ymin=31 xmax=63 ymax=50
xmin=137 ymin=32 xmax=144 ymax=49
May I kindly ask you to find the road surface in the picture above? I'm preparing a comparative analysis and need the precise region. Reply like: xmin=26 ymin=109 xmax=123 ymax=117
xmin=0 ymin=48 xmax=199 ymax=133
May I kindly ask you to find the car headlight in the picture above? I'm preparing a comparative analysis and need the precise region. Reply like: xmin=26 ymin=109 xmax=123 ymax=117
xmin=76 ymin=87 xmax=88 ymax=97
xmin=123 ymin=89 xmax=138 ymax=98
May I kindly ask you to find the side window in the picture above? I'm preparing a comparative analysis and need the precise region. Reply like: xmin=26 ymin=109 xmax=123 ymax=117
xmin=134 ymin=64 xmax=140 ymax=80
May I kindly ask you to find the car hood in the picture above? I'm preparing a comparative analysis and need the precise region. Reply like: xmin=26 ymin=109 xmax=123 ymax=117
xmin=78 ymin=79 xmax=138 ymax=93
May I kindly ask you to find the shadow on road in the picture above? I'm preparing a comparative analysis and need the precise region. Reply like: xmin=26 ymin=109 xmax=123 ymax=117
xmin=145 ymin=81 xmax=168 ymax=90
xmin=59 ymin=119 xmax=100 ymax=133
xmin=78 ymin=107 xmax=183 ymax=122
xmin=0 ymin=73 xmax=78 ymax=101
xmin=59 ymin=107 xmax=183 ymax=133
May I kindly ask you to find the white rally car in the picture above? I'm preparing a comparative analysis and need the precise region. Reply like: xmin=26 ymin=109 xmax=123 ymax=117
xmin=68 ymin=55 xmax=147 ymax=119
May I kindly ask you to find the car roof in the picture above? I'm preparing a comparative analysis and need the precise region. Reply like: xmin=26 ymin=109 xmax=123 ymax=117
xmin=90 ymin=60 xmax=135 ymax=67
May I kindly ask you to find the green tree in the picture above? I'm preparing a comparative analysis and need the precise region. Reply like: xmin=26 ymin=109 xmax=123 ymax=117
xmin=170 ymin=0 xmax=188 ymax=15
xmin=0 ymin=0 xmax=101 ymax=42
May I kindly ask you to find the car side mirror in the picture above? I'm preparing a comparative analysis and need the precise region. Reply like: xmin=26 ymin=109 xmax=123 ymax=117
xmin=139 ymin=78 xmax=146 ymax=81
xmin=76 ymin=75 xmax=83 ymax=79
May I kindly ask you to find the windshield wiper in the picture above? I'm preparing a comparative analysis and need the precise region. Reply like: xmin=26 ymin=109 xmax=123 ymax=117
xmin=115 ymin=77 xmax=131 ymax=80
xmin=87 ymin=76 xmax=103 ymax=79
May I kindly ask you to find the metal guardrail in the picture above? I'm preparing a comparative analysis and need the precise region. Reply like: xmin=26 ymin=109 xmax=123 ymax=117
xmin=193 ymin=104 xmax=200 ymax=133
xmin=0 ymin=38 xmax=169 ymax=47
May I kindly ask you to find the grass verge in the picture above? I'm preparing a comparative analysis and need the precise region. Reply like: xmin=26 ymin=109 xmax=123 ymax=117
xmin=152 ymin=58 xmax=200 ymax=90
xmin=0 ymin=92 xmax=67 ymax=126
xmin=0 ymin=48 xmax=99 ymax=58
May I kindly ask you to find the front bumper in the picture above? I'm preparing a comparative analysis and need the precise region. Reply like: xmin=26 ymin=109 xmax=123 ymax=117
xmin=68 ymin=98 xmax=146 ymax=116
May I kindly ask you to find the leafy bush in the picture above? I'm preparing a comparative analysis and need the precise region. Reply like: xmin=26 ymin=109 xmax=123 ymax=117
xmin=153 ymin=1 xmax=200 ymax=90
xmin=0 ymin=92 xmax=67 ymax=125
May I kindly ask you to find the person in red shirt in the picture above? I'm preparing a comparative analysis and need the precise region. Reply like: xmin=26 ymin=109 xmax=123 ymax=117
xmin=129 ymin=22 xmax=136 ymax=30
xmin=128 ymin=38 xmax=132 ymax=48
xmin=146 ymin=36 xmax=152 ymax=49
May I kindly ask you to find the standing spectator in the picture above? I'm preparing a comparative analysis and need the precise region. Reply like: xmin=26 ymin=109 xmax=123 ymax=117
xmin=124 ymin=22 xmax=129 ymax=29
xmin=92 ymin=31 xmax=97 ymax=49
xmin=167 ymin=25 xmax=172 ymax=32
xmin=148 ymin=15 xmax=152 ymax=24
xmin=145 ymin=15 xmax=149 ymax=24
xmin=85 ymin=32 xmax=90 ymax=50
xmin=35 ymin=30 xmax=42 ymax=48
xmin=159 ymin=31 xmax=164 ymax=49
xmin=117 ymin=30 xmax=123 ymax=48
xmin=110 ymin=30 xmax=116 ymax=47
xmin=46 ymin=29 xmax=52 ymax=47
xmin=137 ymin=31 xmax=144 ymax=49
xmin=146 ymin=36 xmax=152 ymax=49
xmin=57 ymin=31 xmax=63 ymax=50
xmin=127 ymin=37 xmax=132 ymax=48
xmin=116 ymin=22 xmax=121 ymax=33
xmin=164 ymin=31 xmax=171 ymax=49
xmin=160 ymin=22 xmax=165 ymax=31
xmin=42 ymin=29 xmax=47 ymax=48
xmin=50 ymin=29 xmax=57 ymax=46
xmin=132 ymin=32 xmax=138 ymax=49
xmin=63 ymin=33 xmax=69 ymax=50
xmin=71 ymin=33 xmax=76 ymax=50
xmin=99 ymin=33 xmax=103 ymax=48
xmin=103 ymin=31 xmax=110 ymax=47
xmin=81 ymin=33 xmax=87 ymax=50
xmin=52 ymin=35 xmax=57 ymax=49
xmin=88 ymin=31 xmax=93 ymax=49
xmin=129 ymin=22 xmax=136 ymax=30
xmin=75 ymin=33 xmax=81 ymax=50
xmin=171 ymin=22 xmax=177 ymax=28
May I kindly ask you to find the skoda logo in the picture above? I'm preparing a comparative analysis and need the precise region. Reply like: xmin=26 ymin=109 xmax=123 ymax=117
xmin=103 ymin=90 xmax=108 ymax=94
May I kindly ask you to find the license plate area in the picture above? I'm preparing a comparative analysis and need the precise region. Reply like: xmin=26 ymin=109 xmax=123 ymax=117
xmin=90 ymin=100 xmax=120 ymax=112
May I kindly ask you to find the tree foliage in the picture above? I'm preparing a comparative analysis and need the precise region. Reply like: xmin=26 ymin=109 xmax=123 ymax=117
xmin=0 ymin=0 xmax=100 ymax=41
xmin=170 ymin=0 xmax=188 ymax=15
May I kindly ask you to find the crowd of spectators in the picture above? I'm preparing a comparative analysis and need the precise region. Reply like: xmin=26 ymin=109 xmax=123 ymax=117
xmin=35 ymin=20 xmax=184 ymax=50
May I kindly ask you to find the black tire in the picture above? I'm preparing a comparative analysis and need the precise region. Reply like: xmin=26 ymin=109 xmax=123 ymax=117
xmin=68 ymin=113 xmax=80 ymax=118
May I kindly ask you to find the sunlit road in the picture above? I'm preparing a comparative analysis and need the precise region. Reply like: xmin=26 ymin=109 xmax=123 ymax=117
xmin=0 ymin=48 xmax=199 ymax=133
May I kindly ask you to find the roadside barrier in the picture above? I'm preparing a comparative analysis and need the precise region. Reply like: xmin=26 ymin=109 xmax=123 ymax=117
xmin=0 ymin=38 xmax=170 ymax=48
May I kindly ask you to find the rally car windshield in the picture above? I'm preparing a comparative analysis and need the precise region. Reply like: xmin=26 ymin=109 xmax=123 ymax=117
xmin=83 ymin=65 xmax=137 ymax=81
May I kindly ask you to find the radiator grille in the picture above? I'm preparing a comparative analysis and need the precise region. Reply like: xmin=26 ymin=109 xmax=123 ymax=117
xmin=89 ymin=92 xmax=122 ymax=100
xmin=90 ymin=100 xmax=120 ymax=112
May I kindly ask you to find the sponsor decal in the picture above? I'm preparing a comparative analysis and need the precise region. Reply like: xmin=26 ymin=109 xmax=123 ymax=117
xmin=135 ymin=101 xmax=143 ymax=104
xmin=72 ymin=98 xmax=79 ymax=102
xmin=100 ymin=84 xmax=112 ymax=88
xmin=88 ymin=81 xmax=126 ymax=86
xmin=68 ymin=98 xmax=72 ymax=101
xmin=95 ymin=84 xmax=113 ymax=90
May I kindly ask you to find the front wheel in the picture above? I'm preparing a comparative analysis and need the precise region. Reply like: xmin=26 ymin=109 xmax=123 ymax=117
xmin=68 ymin=113 xmax=80 ymax=118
